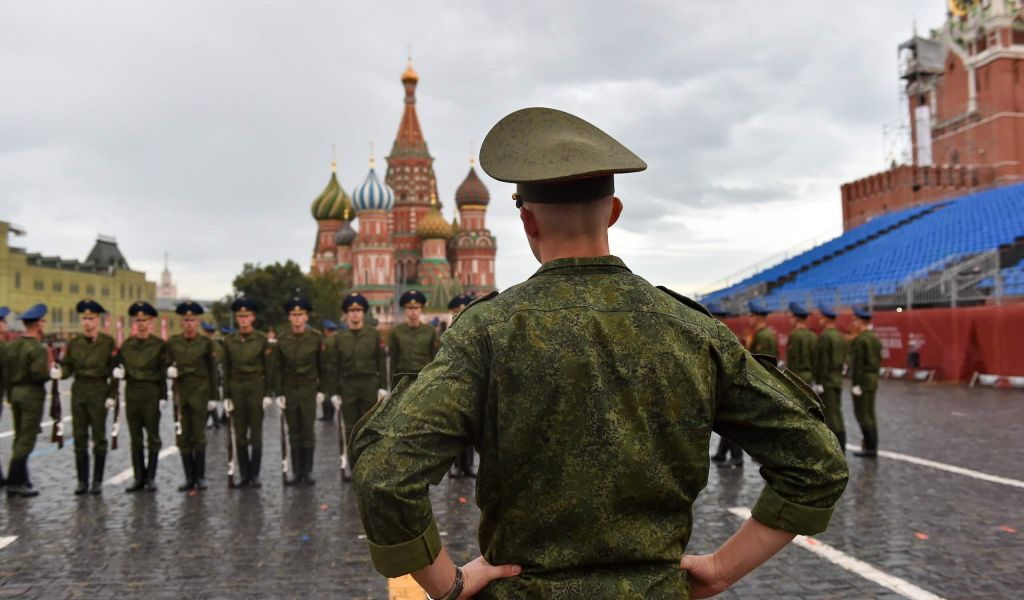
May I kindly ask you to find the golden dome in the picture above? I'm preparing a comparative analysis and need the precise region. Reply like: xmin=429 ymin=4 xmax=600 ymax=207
xmin=401 ymin=59 xmax=419 ymax=83
xmin=417 ymin=192 xmax=452 ymax=239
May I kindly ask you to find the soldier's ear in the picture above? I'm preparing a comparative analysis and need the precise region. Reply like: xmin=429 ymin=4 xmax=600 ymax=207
xmin=608 ymin=197 xmax=623 ymax=228
xmin=520 ymin=206 xmax=540 ymax=240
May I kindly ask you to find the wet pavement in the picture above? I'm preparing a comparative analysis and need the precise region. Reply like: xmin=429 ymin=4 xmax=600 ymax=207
xmin=1 ymin=379 xmax=1022 ymax=599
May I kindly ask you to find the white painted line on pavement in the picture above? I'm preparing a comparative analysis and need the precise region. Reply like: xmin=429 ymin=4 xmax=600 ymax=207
xmin=0 ymin=416 xmax=72 ymax=440
xmin=103 ymin=446 xmax=180 ymax=486
xmin=847 ymin=445 xmax=1024 ymax=490
xmin=728 ymin=508 xmax=946 ymax=600
xmin=0 ymin=536 xmax=16 ymax=551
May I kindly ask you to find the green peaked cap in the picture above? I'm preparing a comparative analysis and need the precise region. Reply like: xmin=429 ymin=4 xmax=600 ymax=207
xmin=479 ymin=107 xmax=646 ymax=204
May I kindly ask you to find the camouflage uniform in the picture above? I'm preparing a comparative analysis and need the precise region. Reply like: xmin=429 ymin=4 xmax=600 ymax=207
xmin=786 ymin=326 xmax=817 ymax=385
xmin=352 ymin=256 xmax=848 ymax=598
xmin=850 ymin=328 xmax=882 ymax=454
xmin=815 ymin=325 xmax=849 ymax=449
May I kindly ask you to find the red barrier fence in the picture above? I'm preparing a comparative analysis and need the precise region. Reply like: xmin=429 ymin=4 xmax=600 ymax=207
xmin=721 ymin=304 xmax=1024 ymax=382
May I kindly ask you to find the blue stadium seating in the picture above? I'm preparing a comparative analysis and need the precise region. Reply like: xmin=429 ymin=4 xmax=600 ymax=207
xmin=703 ymin=183 xmax=1024 ymax=308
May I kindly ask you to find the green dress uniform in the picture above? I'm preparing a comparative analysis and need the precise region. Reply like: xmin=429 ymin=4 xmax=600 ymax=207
xmin=222 ymin=329 xmax=273 ymax=485
xmin=786 ymin=327 xmax=818 ymax=386
xmin=850 ymin=325 xmax=882 ymax=456
xmin=815 ymin=324 xmax=849 ymax=450
xmin=351 ymin=256 xmax=848 ymax=597
xmin=272 ymin=327 xmax=326 ymax=484
xmin=61 ymin=331 xmax=117 ymax=493
xmin=750 ymin=325 xmax=778 ymax=359
xmin=119 ymin=333 xmax=169 ymax=491
xmin=330 ymin=325 xmax=387 ymax=433
xmin=167 ymin=332 xmax=218 ymax=490
xmin=387 ymin=323 xmax=439 ymax=383
xmin=4 ymin=334 xmax=50 ymax=496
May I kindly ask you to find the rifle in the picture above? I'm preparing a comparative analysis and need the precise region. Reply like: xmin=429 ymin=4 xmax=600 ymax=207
xmin=336 ymin=398 xmax=351 ymax=481
xmin=280 ymin=401 xmax=289 ymax=486
xmin=227 ymin=403 xmax=238 ymax=488
xmin=171 ymin=363 xmax=183 ymax=445
xmin=49 ymin=345 xmax=64 ymax=449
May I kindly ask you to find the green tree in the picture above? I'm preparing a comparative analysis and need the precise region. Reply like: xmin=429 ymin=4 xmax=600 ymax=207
xmin=231 ymin=261 xmax=308 ymax=331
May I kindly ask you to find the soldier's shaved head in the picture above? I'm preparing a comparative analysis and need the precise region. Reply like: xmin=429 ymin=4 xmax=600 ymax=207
xmin=520 ymin=196 xmax=623 ymax=263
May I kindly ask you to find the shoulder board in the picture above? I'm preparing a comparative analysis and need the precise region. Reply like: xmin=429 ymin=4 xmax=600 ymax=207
xmin=656 ymin=286 xmax=713 ymax=318
xmin=450 ymin=290 xmax=499 ymax=327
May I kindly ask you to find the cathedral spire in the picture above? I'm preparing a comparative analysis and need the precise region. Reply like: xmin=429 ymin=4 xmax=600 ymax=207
xmin=392 ymin=57 xmax=429 ymax=158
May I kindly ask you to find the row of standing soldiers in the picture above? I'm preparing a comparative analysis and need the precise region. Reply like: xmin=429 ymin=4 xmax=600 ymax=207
xmin=1 ymin=289 xmax=469 ymax=498
xmin=708 ymin=300 xmax=883 ymax=468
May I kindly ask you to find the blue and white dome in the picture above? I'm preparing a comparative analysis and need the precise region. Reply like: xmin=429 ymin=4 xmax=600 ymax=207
xmin=352 ymin=157 xmax=395 ymax=212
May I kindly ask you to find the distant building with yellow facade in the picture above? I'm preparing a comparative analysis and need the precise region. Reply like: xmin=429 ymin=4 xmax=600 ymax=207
xmin=0 ymin=220 xmax=157 ymax=337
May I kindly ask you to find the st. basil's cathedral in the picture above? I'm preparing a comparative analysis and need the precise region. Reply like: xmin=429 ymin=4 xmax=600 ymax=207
xmin=308 ymin=60 xmax=497 ymax=325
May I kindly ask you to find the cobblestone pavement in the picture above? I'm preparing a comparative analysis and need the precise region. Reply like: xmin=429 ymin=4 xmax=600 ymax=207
xmin=1 ymin=380 xmax=1022 ymax=598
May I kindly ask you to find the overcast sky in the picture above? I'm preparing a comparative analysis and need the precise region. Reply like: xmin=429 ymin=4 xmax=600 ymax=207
xmin=0 ymin=1 xmax=949 ymax=301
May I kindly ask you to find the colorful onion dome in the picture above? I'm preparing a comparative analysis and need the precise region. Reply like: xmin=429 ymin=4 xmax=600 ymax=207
xmin=401 ymin=58 xmax=419 ymax=84
xmin=417 ymin=192 xmax=452 ymax=240
xmin=455 ymin=161 xmax=490 ymax=207
xmin=334 ymin=207 xmax=358 ymax=245
xmin=310 ymin=162 xmax=353 ymax=220
xmin=352 ymin=154 xmax=395 ymax=212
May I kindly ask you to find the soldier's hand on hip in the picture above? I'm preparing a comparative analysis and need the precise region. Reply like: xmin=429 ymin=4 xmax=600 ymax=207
xmin=275 ymin=396 xmax=286 ymax=410
xmin=224 ymin=398 xmax=234 ymax=413
xmin=330 ymin=395 xmax=341 ymax=409
xmin=159 ymin=399 xmax=169 ymax=411
xmin=262 ymin=396 xmax=273 ymax=409
xmin=377 ymin=388 xmax=388 ymax=402
xmin=167 ymin=366 xmax=178 ymax=379
xmin=105 ymin=398 xmax=115 ymax=410
xmin=315 ymin=392 xmax=325 ymax=406
xmin=460 ymin=556 xmax=522 ymax=599
xmin=112 ymin=366 xmax=125 ymax=380
xmin=679 ymin=553 xmax=730 ymax=599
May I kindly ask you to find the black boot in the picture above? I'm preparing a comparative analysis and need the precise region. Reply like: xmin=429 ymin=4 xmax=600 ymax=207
xmin=178 ymin=452 xmax=195 ymax=491
xmin=6 ymin=458 xmax=36 ymax=497
xmin=837 ymin=431 xmax=847 ymax=454
xmin=854 ymin=428 xmax=878 ymax=458
xmin=74 ymin=453 xmax=90 ymax=495
xmin=144 ymin=449 xmax=159 ymax=491
xmin=249 ymin=447 xmax=262 ymax=488
xmin=462 ymin=448 xmax=477 ymax=478
xmin=718 ymin=442 xmax=743 ymax=468
xmin=90 ymin=452 xmax=106 ymax=495
xmin=194 ymin=450 xmax=207 ymax=491
xmin=18 ymin=460 xmax=40 ymax=497
xmin=285 ymin=445 xmax=302 ymax=486
xmin=234 ymin=448 xmax=250 ymax=488
xmin=302 ymin=447 xmax=315 ymax=485
xmin=125 ymin=449 xmax=146 ymax=493
xmin=710 ymin=438 xmax=728 ymax=463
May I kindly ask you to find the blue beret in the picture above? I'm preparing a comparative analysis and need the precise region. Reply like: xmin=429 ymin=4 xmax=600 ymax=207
xmin=342 ymin=293 xmax=369 ymax=312
xmin=748 ymin=300 xmax=770 ymax=316
xmin=0 ymin=306 xmax=10 ymax=320
xmin=201 ymin=321 xmax=216 ymax=333
xmin=853 ymin=306 xmax=872 ymax=320
xmin=447 ymin=294 xmax=470 ymax=310
xmin=788 ymin=301 xmax=809 ymax=318
xmin=230 ymin=298 xmax=259 ymax=313
xmin=175 ymin=301 xmax=204 ymax=316
xmin=76 ymin=299 xmax=107 ymax=315
xmin=321 ymin=319 xmax=339 ymax=331
xmin=283 ymin=296 xmax=312 ymax=313
xmin=399 ymin=290 xmax=427 ymax=308
xmin=128 ymin=301 xmax=157 ymax=317
xmin=19 ymin=303 xmax=48 ymax=322
xmin=220 ymin=326 xmax=236 ymax=335
xmin=817 ymin=302 xmax=837 ymax=319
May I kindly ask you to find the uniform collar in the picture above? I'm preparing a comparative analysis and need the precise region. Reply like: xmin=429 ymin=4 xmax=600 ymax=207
xmin=531 ymin=255 xmax=631 ymax=278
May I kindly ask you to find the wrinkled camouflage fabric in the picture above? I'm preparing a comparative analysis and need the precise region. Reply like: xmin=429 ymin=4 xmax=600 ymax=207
xmin=351 ymin=256 xmax=848 ymax=599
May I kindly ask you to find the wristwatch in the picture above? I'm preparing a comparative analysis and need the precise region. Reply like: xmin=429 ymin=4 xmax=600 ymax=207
xmin=427 ymin=565 xmax=464 ymax=600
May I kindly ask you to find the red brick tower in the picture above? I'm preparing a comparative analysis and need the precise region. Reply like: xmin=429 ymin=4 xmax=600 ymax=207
xmin=386 ymin=59 xmax=438 ymax=285
xmin=451 ymin=159 xmax=497 ymax=293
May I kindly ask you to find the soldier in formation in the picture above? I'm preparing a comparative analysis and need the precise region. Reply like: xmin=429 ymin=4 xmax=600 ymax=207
xmin=814 ymin=303 xmax=849 ymax=452
xmin=320 ymin=319 xmax=340 ymax=421
xmin=221 ymin=298 xmax=274 ymax=487
xmin=387 ymin=290 xmax=439 ymax=385
xmin=786 ymin=301 xmax=817 ymax=386
xmin=54 ymin=300 xmax=117 ymax=495
xmin=351 ymin=107 xmax=847 ymax=598
xmin=4 ymin=304 xmax=51 ymax=498
xmin=850 ymin=306 xmax=883 ymax=458
xmin=747 ymin=300 xmax=778 ymax=358
xmin=272 ymin=296 xmax=327 ymax=486
xmin=166 ymin=302 xmax=219 ymax=492
xmin=118 ymin=301 xmax=168 ymax=492
xmin=328 ymin=292 xmax=387 ymax=482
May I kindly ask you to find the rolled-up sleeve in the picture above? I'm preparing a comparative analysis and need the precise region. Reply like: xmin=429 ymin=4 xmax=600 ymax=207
xmin=351 ymin=319 xmax=487 ymax=577
xmin=713 ymin=323 xmax=848 ymax=536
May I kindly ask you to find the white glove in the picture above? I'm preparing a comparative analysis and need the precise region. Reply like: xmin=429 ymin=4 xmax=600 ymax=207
xmin=330 ymin=395 xmax=341 ymax=409
xmin=167 ymin=365 xmax=178 ymax=379
xmin=812 ymin=384 xmax=824 ymax=394
xmin=377 ymin=388 xmax=389 ymax=402
xmin=112 ymin=365 xmax=125 ymax=379
xmin=105 ymin=398 xmax=116 ymax=410
xmin=262 ymin=396 xmax=273 ymax=409
xmin=224 ymin=398 xmax=234 ymax=413
xmin=316 ymin=392 xmax=325 ymax=406
xmin=851 ymin=385 xmax=863 ymax=396
xmin=207 ymin=400 xmax=218 ymax=412
xmin=275 ymin=396 xmax=286 ymax=410
xmin=50 ymin=365 xmax=63 ymax=380
xmin=159 ymin=399 xmax=169 ymax=411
